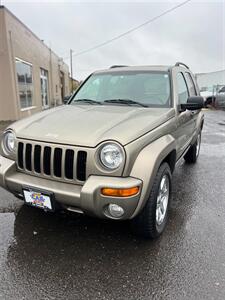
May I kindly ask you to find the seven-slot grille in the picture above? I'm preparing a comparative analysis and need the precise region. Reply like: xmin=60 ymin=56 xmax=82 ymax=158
xmin=17 ymin=141 xmax=87 ymax=182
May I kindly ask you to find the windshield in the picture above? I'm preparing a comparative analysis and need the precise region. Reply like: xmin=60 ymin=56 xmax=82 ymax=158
xmin=70 ymin=71 xmax=171 ymax=108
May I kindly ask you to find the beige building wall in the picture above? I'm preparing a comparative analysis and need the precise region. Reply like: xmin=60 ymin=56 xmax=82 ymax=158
xmin=0 ymin=6 xmax=70 ymax=121
xmin=0 ymin=8 xmax=18 ymax=121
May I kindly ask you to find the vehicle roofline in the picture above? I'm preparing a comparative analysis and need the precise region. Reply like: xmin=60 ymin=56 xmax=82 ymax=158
xmin=92 ymin=65 xmax=172 ymax=74
xmin=91 ymin=64 xmax=193 ymax=74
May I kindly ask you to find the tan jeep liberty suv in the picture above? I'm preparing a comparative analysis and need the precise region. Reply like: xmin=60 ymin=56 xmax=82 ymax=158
xmin=0 ymin=62 xmax=204 ymax=238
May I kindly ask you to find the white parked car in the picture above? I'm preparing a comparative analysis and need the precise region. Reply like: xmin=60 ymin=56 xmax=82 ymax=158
xmin=200 ymin=85 xmax=225 ymax=108
xmin=216 ymin=86 xmax=225 ymax=109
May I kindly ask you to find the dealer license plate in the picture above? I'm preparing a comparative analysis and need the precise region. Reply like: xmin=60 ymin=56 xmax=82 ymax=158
xmin=23 ymin=188 xmax=53 ymax=211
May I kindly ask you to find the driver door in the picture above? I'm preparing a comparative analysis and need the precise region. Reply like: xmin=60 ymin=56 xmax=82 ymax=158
xmin=175 ymin=72 xmax=195 ymax=159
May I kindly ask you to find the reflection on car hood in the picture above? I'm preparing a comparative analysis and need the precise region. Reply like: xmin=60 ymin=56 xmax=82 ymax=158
xmin=10 ymin=105 xmax=175 ymax=147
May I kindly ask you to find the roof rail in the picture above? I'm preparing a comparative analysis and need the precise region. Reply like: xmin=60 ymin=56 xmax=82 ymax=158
xmin=175 ymin=62 xmax=189 ymax=69
xmin=110 ymin=65 xmax=128 ymax=69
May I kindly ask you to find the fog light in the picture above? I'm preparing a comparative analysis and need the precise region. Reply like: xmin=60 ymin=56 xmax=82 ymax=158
xmin=108 ymin=204 xmax=124 ymax=218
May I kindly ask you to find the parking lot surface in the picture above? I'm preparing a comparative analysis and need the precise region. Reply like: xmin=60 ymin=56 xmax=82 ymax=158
xmin=0 ymin=110 xmax=225 ymax=300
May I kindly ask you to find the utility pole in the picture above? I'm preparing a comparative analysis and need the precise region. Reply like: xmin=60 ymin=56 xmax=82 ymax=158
xmin=70 ymin=49 xmax=73 ymax=79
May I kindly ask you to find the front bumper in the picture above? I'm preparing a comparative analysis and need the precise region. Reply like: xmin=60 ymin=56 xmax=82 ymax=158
xmin=0 ymin=155 xmax=142 ymax=220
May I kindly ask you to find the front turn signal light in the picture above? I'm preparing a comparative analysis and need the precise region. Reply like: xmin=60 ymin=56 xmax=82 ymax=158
xmin=101 ymin=186 xmax=139 ymax=197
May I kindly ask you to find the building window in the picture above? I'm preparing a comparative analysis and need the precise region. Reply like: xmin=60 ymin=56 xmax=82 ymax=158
xmin=40 ymin=68 xmax=49 ymax=109
xmin=15 ymin=59 xmax=33 ymax=109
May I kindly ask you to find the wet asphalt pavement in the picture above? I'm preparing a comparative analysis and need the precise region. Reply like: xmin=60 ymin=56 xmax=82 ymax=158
xmin=0 ymin=110 xmax=225 ymax=300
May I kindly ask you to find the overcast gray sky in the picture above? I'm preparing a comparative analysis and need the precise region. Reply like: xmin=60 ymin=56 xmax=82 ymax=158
xmin=3 ymin=0 xmax=225 ymax=80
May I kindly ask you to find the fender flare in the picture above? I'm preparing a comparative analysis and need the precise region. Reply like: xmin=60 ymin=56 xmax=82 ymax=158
xmin=130 ymin=134 xmax=176 ymax=218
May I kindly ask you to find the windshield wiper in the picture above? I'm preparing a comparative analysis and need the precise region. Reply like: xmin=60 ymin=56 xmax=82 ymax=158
xmin=104 ymin=99 xmax=148 ymax=107
xmin=73 ymin=99 xmax=102 ymax=105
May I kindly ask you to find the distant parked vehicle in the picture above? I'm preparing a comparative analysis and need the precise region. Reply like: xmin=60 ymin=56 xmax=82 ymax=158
xmin=200 ymin=87 xmax=213 ymax=100
xmin=200 ymin=85 xmax=225 ymax=108
xmin=216 ymin=86 xmax=225 ymax=109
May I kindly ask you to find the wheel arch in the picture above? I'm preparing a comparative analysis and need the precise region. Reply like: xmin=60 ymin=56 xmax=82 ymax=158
xmin=161 ymin=149 xmax=176 ymax=174
xmin=129 ymin=135 xmax=176 ymax=218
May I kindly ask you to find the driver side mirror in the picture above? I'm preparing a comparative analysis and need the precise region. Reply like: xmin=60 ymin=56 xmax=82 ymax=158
xmin=180 ymin=96 xmax=204 ymax=111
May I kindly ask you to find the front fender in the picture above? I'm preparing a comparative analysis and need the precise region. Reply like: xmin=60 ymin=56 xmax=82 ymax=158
xmin=129 ymin=135 xmax=176 ymax=218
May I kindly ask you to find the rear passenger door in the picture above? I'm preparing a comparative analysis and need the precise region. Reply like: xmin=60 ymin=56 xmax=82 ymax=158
xmin=176 ymin=72 xmax=195 ymax=158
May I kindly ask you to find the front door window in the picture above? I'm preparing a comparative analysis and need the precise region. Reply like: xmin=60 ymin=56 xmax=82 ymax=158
xmin=40 ymin=69 xmax=49 ymax=109
xmin=177 ymin=72 xmax=189 ymax=105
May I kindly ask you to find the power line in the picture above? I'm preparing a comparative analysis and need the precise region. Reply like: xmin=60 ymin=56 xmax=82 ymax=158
xmin=63 ymin=0 xmax=191 ymax=59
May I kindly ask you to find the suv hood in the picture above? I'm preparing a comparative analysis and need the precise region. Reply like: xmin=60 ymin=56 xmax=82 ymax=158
xmin=11 ymin=105 xmax=175 ymax=147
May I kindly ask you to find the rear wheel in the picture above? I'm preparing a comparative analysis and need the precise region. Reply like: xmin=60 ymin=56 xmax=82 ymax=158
xmin=184 ymin=132 xmax=201 ymax=164
xmin=130 ymin=162 xmax=172 ymax=239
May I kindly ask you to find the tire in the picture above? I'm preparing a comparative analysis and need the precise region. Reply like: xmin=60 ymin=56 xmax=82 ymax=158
xmin=130 ymin=162 xmax=172 ymax=239
xmin=184 ymin=132 xmax=201 ymax=164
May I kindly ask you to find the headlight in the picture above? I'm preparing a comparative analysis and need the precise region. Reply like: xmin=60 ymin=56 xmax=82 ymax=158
xmin=99 ymin=143 xmax=124 ymax=170
xmin=3 ymin=131 xmax=16 ymax=154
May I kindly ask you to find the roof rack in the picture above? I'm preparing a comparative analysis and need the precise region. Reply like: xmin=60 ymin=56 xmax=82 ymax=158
xmin=110 ymin=65 xmax=128 ymax=69
xmin=175 ymin=62 xmax=189 ymax=69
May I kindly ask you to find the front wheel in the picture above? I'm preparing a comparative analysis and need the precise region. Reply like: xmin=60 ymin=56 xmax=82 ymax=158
xmin=184 ymin=132 xmax=201 ymax=164
xmin=130 ymin=162 xmax=172 ymax=239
